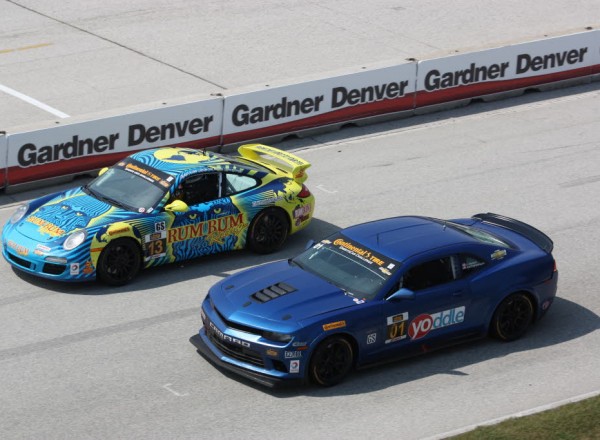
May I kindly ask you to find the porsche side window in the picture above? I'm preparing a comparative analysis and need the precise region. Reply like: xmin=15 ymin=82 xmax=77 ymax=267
xmin=402 ymin=257 xmax=455 ymax=291
xmin=180 ymin=173 xmax=220 ymax=205
xmin=460 ymin=254 xmax=486 ymax=277
xmin=224 ymin=173 xmax=258 ymax=196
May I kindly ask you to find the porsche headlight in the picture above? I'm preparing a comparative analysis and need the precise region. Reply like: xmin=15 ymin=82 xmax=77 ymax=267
xmin=10 ymin=204 xmax=28 ymax=224
xmin=63 ymin=230 xmax=87 ymax=250
xmin=263 ymin=331 xmax=293 ymax=343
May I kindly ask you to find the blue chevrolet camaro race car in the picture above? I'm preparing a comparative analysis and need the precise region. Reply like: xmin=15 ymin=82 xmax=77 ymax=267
xmin=190 ymin=213 xmax=558 ymax=387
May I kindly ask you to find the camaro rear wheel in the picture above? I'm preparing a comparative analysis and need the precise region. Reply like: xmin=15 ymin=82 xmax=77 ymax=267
xmin=309 ymin=336 xmax=354 ymax=387
xmin=247 ymin=208 xmax=289 ymax=254
xmin=490 ymin=292 xmax=534 ymax=341
xmin=97 ymin=239 xmax=142 ymax=286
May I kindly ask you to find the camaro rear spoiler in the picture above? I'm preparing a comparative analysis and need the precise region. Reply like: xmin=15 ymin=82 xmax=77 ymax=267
xmin=472 ymin=213 xmax=554 ymax=253
xmin=238 ymin=144 xmax=310 ymax=183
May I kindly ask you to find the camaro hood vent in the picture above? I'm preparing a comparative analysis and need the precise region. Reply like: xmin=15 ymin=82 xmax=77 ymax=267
xmin=251 ymin=282 xmax=296 ymax=303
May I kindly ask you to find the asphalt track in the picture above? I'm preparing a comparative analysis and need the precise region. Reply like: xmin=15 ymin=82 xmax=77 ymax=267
xmin=2 ymin=1 xmax=600 ymax=439
xmin=1 ymin=82 xmax=600 ymax=439
xmin=1 ymin=0 xmax=599 ymax=130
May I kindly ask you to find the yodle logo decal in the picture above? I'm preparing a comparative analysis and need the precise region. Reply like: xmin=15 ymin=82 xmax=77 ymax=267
xmin=408 ymin=306 xmax=466 ymax=340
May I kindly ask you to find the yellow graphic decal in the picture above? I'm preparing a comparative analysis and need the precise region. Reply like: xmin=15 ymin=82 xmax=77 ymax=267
xmin=27 ymin=216 xmax=66 ymax=237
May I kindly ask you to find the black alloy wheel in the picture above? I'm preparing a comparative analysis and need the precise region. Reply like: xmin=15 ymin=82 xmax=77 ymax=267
xmin=97 ymin=239 xmax=142 ymax=286
xmin=309 ymin=336 xmax=354 ymax=387
xmin=247 ymin=209 xmax=289 ymax=254
xmin=490 ymin=292 xmax=534 ymax=341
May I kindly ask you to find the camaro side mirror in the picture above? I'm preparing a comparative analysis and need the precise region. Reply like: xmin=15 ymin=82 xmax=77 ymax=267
xmin=304 ymin=239 xmax=316 ymax=250
xmin=386 ymin=288 xmax=416 ymax=302
xmin=164 ymin=200 xmax=190 ymax=213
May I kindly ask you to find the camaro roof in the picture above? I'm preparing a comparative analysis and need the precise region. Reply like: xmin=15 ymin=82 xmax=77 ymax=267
xmin=342 ymin=216 xmax=476 ymax=262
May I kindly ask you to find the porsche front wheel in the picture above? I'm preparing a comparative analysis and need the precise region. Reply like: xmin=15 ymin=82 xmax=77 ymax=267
xmin=97 ymin=239 xmax=142 ymax=286
xmin=490 ymin=292 xmax=534 ymax=341
xmin=247 ymin=208 xmax=289 ymax=254
xmin=309 ymin=336 xmax=354 ymax=387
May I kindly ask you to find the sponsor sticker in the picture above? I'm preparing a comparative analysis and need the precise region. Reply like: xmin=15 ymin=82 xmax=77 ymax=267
xmin=367 ymin=333 xmax=377 ymax=344
xmin=408 ymin=306 xmax=466 ymax=340
xmin=323 ymin=320 xmax=346 ymax=331
xmin=285 ymin=351 xmax=302 ymax=358
xmin=8 ymin=240 xmax=29 ymax=256
xmin=70 ymin=263 xmax=80 ymax=275
xmin=290 ymin=360 xmax=300 ymax=374
xmin=266 ymin=349 xmax=278 ymax=357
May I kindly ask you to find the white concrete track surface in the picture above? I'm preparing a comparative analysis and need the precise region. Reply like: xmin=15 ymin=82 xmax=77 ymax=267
xmin=1 ymin=0 xmax=599 ymax=130
xmin=0 ymin=82 xmax=599 ymax=439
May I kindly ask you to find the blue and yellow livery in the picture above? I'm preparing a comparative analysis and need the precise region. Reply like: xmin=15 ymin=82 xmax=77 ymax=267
xmin=2 ymin=144 xmax=315 ymax=285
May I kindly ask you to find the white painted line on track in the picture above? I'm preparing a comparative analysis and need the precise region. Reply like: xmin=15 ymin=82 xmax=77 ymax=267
xmin=0 ymin=83 xmax=70 ymax=118
xmin=422 ymin=389 xmax=600 ymax=440
xmin=162 ymin=383 xmax=189 ymax=397
xmin=316 ymin=185 xmax=338 ymax=194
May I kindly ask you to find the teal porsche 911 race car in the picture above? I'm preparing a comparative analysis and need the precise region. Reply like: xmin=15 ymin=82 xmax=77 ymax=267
xmin=2 ymin=144 xmax=315 ymax=285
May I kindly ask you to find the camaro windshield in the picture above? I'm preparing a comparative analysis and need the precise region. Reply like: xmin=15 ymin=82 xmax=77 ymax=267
xmin=84 ymin=158 xmax=173 ymax=212
xmin=292 ymin=233 xmax=400 ymax=301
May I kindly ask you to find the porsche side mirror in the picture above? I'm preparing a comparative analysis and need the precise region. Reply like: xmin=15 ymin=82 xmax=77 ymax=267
xmin=98 ymin=167 xmax=109 ymax=176
xmin=164 ymin=200 xmax=190 ymax=213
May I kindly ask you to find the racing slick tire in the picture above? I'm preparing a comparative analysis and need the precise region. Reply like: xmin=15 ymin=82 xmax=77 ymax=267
xmin=309 ymin=336 xmax=354 ymax=387
xmin=247 ymin=208 xmax=289 ymax=254
xmin=490 ymin=292 xmax=534 ymax=341
xmin=97 ymin=238 xmax=142 ymax=286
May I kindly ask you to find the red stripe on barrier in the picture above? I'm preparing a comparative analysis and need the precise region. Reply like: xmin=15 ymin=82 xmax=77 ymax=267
xmin=415 ymin=66 xmax=594 ymax=107
xmin=7 ymin=136 xmax=221 ymax=185
xmin=222 ymin=95 xmax=414 ymax=144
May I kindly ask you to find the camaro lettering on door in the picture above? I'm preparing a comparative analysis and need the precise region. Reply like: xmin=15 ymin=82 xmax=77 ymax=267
xmin=209 ymin=322 xmax=251 ymax=348
xmin=408 ymin=306 xmax=466 ymax=340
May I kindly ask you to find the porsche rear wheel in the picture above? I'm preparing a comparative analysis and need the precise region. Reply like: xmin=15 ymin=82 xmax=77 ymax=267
xmin=490 ymin=292 xmax=534 ymax=341
xmin=309 ymin=336 xmax=354 ymax=387
xmin=97 ymin=238 xmax=142 ymax=286
xmin=247 ymin=208 xmax=289 ymax=254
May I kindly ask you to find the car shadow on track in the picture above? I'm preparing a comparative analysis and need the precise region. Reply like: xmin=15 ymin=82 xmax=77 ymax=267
xmin=8 ymin=217 xmax=342 ymax=295
xmin=241 ymin=296 xmax=599 ymax=397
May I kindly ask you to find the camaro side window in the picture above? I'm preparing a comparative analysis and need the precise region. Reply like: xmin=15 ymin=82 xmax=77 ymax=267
xmin=460 ymin=254 xmax=486 ymax=277
xmin=225 ymin=173 xmax=258 ymax=196
xmin=403 ymin=257 xmax=455 ymax=291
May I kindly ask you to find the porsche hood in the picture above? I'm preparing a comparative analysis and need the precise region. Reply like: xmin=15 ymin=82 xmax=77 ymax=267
xmin=16 ymin=188 xmax=122 ymax=242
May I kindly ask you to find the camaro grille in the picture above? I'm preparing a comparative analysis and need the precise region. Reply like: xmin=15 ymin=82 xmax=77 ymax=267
xmin=206 ymin=331 xmax=264 ymax=368
xmin=251 ymin=282 xmax=296 ymax=303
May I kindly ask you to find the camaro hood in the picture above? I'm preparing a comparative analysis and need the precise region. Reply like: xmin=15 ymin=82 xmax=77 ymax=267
xmin=212 ymin=260 xmax=357 ymax=326
xmin=16 ymin=188 xmax=122 ymax=242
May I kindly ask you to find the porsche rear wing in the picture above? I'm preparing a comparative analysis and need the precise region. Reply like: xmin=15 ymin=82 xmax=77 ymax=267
xmin=472 ymin=213 xmax=554 ymax=253
xmin=238 ymin=144 xmax=310 ymax=184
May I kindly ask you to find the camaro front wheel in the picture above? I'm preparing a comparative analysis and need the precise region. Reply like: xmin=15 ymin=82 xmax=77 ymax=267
xmin=97 ymin=238 xmax=142 ymax=286
xmin=247 ymin=208 xmax=289 ymax=254
xmin=309 ymin=336 xmax=354 ymax=387
xmin=490 ymin=292 xmax=534 ymax=341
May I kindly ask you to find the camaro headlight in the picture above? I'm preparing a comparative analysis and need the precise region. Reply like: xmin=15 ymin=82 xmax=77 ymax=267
xmin=10 ymin=204 xmax=28 ymax=224
xmin=263 ymin=331 xmax=293 ymax=343
xmin=63 ymin=230 xmax=87 ymax=250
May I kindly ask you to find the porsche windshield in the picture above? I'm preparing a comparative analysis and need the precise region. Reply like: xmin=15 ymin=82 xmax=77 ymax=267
xmin=292 ymin=233 xmax=400 ymax=300
xmin=84 ymin=158 xmax=173 ymax=212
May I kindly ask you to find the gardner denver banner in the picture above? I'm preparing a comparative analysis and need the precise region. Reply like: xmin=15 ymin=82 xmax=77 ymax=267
xmin=221 ymin=63 xmax=417 ymax=144
xmin=0 ymin=134 xmax=7 ymax=188
xmin=6 ymin=98 xmax=223 ymax=185
xmin=416 ymin=31 xmax=600 ymax=107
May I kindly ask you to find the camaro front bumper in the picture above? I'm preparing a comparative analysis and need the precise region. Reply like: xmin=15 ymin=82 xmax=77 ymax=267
xmin=189 ymin=332 xmax=304 ymax=388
